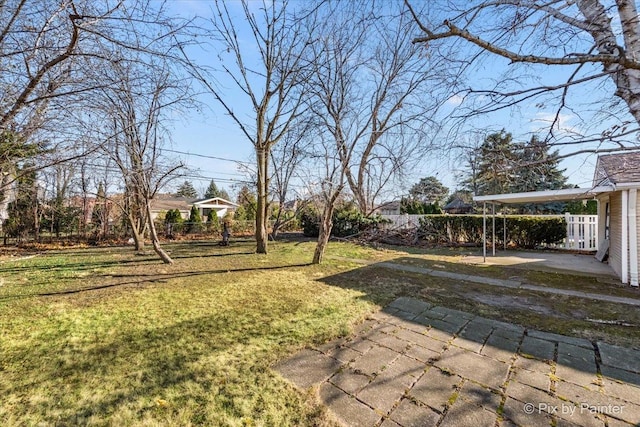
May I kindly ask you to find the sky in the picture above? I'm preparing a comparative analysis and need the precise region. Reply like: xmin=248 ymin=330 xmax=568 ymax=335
xmin=163 ymin=0 xmax=634 ymax=202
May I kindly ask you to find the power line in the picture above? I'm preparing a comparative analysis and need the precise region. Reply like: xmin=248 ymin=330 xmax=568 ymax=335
xmin=67 ymin=162 xmax=253 ymax=186
xmin=162 ymin=148 xmax=252 ymax=166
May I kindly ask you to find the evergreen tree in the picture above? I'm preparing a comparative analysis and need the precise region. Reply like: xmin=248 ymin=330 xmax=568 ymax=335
xmin=204 ymin=179 xmax=221 ymax=198
xmin=207 ymin=209 xmax=220 ymax=233
xmin=516 ymin=136 xmax=567 ymax=192
xmin=175 ymin=180 xmax=198 ymax=198
xmin=409 ymin=176 xmax=449 ymax=205
xmin=234 ymin=205 xmax=247 ymax=221
xmin=188 ymin=205 xmax=202 ymax=223
xmin=462 ymin=131 xmax=570 ymax=214
xmin=236 ymin=185 xmax=257 ymax=221
xmin=164 ymin=209 xmax=183 ymax=236
xmin=5 ymin=165 xmax=39 ymax=238
xmin=516 ymin=136 xmax=568 ymax=213
xmin=203 ymin=180 xmax=231 ymax=200
xmin=187 ymin=205 xmax=202 ymax=233
xmin=474 ymin=130 xmax=518 ymax=196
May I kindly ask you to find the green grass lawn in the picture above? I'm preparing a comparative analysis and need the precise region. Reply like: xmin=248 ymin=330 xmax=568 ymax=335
xmin=0 ymin=240 xmax=382 ymax=426
xmin=1 ymin=239 xmax=639 ymax=426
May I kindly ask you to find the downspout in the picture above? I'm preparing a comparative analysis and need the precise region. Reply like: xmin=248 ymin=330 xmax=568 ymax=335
xmin=622 ymin=190 xmax=629 ymax=284
xmin=629 ymin=189 xmax=638 ymax=287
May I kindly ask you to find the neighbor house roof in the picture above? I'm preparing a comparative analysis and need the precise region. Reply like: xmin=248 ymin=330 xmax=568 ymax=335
xmin=376 ymin=200 xmax=401 ymax=210
xmin=443 ymin=198 xmax=472 ymax=211
xmin=192 ymin=197 xmax=239 ymax=207
xmin=594 ymin=151 xmax=640 ymax=187
xmin=150 ymin=195 xmax=193 ymax=211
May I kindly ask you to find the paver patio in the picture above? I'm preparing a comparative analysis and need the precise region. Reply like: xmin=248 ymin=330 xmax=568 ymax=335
xmin=274 ymin=297 xmax=640 ymax=427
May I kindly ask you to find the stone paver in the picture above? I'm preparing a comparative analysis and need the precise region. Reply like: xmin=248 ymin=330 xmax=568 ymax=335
xmin=319 ymin=382 xmax=381 ymax=427
xmin=410 ymin=366 xmax=461 ymax=412
xmin=520 ymin=335 xmax=556 ymax=360
xmin=435 ymin=345 xmax=510 ymax=390
xmin=272 ymin=349 xmax=341 ymax=389
xmin=329 ymin=368 xmax=371 ymax=394
xmin=357 ymin=355 xmax=424 ymax=414
xmin=274 ymin=297 xmax=640 ymax=427
xmin=389 ymin=399 xmax=440 ymax=427
xmin=511 ymin=367 xmax=551 ymax=391
xmin=598 ymin=342 xmax=640 ymax=374
xmin=351 ymin=344 xmax=400 ymax=376
xmin=440 ymin=401 xmax=497 ymax=427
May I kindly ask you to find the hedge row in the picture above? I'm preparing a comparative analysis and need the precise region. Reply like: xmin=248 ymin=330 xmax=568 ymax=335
xmin=418 ymin=215 xmax=566 ymax=248
xmin=300 ymin=206 xmax=387 ymax=237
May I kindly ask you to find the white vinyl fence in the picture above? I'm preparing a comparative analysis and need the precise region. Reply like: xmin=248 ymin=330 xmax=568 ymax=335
xmin=381 ymin=213 xmax=599 ymax=251
xmin=564 ymin=213 xmax=598 ymax=251
xmin=379 ymin=214 xmax=424 ymax=230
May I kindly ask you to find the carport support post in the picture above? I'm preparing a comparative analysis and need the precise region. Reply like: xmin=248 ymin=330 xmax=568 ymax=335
xmin=492 ymin=203 xmax=496 ymax=256
xmin=503 ymin=214 xmax=507 ymax=251
xmin=483 ymin=202 xmax=487 ymax=262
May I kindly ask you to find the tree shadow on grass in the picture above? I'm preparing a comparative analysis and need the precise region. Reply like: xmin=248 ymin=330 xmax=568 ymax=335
xmin=0 ymin=250 xmax=256 ymax=274
xmin=3 ymin=295 xmax=315 ymax=425
xmin=0 ymin=263 xmax=313 ymax=301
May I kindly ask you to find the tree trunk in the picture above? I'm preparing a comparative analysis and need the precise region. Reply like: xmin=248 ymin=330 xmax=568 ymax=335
xmin=576 ymin=0 xmax=640 ymax=126
xmin=127 ymin=212 xmax=145 ymax=251
xmin=255 ymin=147 xmax=269 ymax=254
xmin=146 ymin=203 xmax=173 ymax=264
xmin=270 ymin=203 xmax=284 ymax=241
xmin=313 ymin=204 xmax=335 ymax=264
xmin=131 ymin=228 xmax=145 ymax=252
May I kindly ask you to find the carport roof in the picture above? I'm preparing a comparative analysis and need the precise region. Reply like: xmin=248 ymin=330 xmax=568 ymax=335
xmin=473 ymin=185 xmax=614 ymax=204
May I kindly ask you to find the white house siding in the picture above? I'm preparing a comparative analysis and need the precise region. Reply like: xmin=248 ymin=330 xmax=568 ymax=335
xmin=606 ymin=190 xmax=640 ymax=285
xmin=634 ymin=190 xmax=640 ymax=286
xmin=609 ymin=192 xmax=623 ymax=280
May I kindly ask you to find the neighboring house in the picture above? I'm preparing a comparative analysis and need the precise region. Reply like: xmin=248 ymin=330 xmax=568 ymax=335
xmin=443 ymin=198 xmax=473 ymax=214
xmin=67 ymin=196 xmax=98 ymax=225
xmin=150 ymin=195 xmax=192 ymax=220
xmin=191 ymin=197 xmax=239 ymax=219
xmin=282 ymin=199 xmax=299 ymax=211
xmin=375 ymin=200 xmax=402 ymax=215
xmin=474 ymin=151 xmax=640 ymax=287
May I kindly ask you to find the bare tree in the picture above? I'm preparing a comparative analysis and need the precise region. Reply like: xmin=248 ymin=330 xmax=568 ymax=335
xmin=406 ymin=0 xmax=640 ymax=155
xmin=183 ymin=0 xmax=318 ymax=254
xmin=269 ymin=122 xmax=312 ymax=240
xmin=303 ymin=130 xmax=347 ymax=265
xmin=91 ymin=56 xmax=189 ymax=263
xmin=305 ymin=2 xmax=447 ymax=263
xmin=0 ymin=0 xmax=192 ymax=207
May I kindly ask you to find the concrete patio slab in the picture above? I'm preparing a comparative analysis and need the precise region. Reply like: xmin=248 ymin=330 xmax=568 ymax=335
xmin=274 ymin=297 xmax=640 ymax=427
xmin=461 ymin=250 xmax=617 ymax=278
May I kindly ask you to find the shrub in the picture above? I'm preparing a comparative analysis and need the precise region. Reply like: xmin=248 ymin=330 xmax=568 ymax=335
xmin=298 ymin=203 xmax=388 ymax=238
xmin=418 ymin=215 xmax=566 ymax=248
xmin=164 ymin=209 xmax=184 ymax=235
xmin=207 ymin=210 xmax=220 ymax=234
xmin=299 ymin=206 xmax=320 ymax=237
